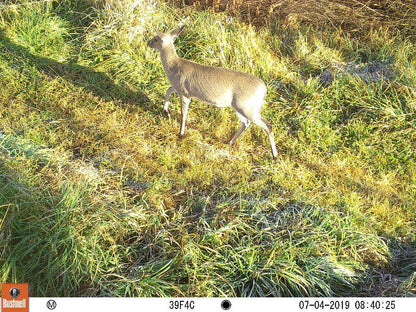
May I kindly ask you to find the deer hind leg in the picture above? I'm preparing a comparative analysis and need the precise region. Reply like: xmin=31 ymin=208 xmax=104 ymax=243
xmin=252 ymin=115 xmax=278 ymax=159
xmin=229 ymin=112 xmax=251 ymax=144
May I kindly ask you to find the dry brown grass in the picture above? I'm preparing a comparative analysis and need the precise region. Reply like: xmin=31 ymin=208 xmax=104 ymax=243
xmin=169 ymin=0 xmax=416 ymax=38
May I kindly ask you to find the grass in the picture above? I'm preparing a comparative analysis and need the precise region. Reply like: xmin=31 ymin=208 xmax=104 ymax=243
xmin=0 ymin=0 xmax=415 ymax=296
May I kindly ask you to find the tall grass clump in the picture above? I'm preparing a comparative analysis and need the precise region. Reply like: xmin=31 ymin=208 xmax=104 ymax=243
xmin=1 ymin=0 xmax=415 ymax=296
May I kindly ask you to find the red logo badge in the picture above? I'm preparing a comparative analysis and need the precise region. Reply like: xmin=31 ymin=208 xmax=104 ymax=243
xmin=1 ymin=284 xmax=29 ymax=312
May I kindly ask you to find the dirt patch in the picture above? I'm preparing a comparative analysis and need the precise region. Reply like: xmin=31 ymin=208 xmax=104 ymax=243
xmin=319 ymin=61 xmax=396 ymax=86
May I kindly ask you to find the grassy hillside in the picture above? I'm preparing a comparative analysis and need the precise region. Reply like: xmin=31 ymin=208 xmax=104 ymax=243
xmin=0 ymin=0 xmax=415 ymax=296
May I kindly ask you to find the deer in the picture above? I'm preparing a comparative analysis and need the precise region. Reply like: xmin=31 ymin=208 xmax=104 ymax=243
xmin=147 ymin=26 xmax=277 ymax=159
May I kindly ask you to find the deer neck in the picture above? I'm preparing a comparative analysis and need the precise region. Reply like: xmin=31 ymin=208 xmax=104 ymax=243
xmin=160 ymin=43 xmax=179 ymax=68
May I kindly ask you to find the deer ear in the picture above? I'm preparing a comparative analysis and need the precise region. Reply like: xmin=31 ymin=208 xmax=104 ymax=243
xmin=170 ymin=25 xmax=185 ymax=38
xmin=156 ymin=32 xmax=166 ymax=43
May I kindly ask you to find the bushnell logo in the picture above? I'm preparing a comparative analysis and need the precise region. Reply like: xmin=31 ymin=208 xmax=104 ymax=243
xmin=1 ymin=283 xmax=29 ymax=312
xmin=9 ymin=287 xmax=20 ymax=299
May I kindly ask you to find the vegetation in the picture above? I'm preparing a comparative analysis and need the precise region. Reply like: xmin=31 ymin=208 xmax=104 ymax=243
xmin=172 ymin=0 xmax=416 ymax=38
xmin=0 ymin=0 xmax=415 ymax=296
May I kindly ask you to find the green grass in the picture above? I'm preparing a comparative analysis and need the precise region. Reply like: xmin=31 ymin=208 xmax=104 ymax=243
xmin=0 ymin=0 xmax=415 ymax=297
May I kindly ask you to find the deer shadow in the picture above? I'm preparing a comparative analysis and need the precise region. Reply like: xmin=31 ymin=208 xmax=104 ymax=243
xmin=0 ymin=28 xmax=157 ymax=115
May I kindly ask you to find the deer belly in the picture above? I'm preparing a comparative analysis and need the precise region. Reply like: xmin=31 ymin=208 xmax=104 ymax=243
xmin=194 ymin=89 xmax=233 ymax=108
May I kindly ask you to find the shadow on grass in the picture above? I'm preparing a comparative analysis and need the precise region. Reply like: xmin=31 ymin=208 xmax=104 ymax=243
xmin=363 ymin=239 xmax=416 ymax=296
xmin=0 ymin=28 xmax=158 ymax=115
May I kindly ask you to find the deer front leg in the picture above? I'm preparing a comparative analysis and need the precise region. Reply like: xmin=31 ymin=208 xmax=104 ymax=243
xmin=164 ymin=87 xmax=175 ymax=116
xmin=180 ymin=96 xmax=191 ymax=136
